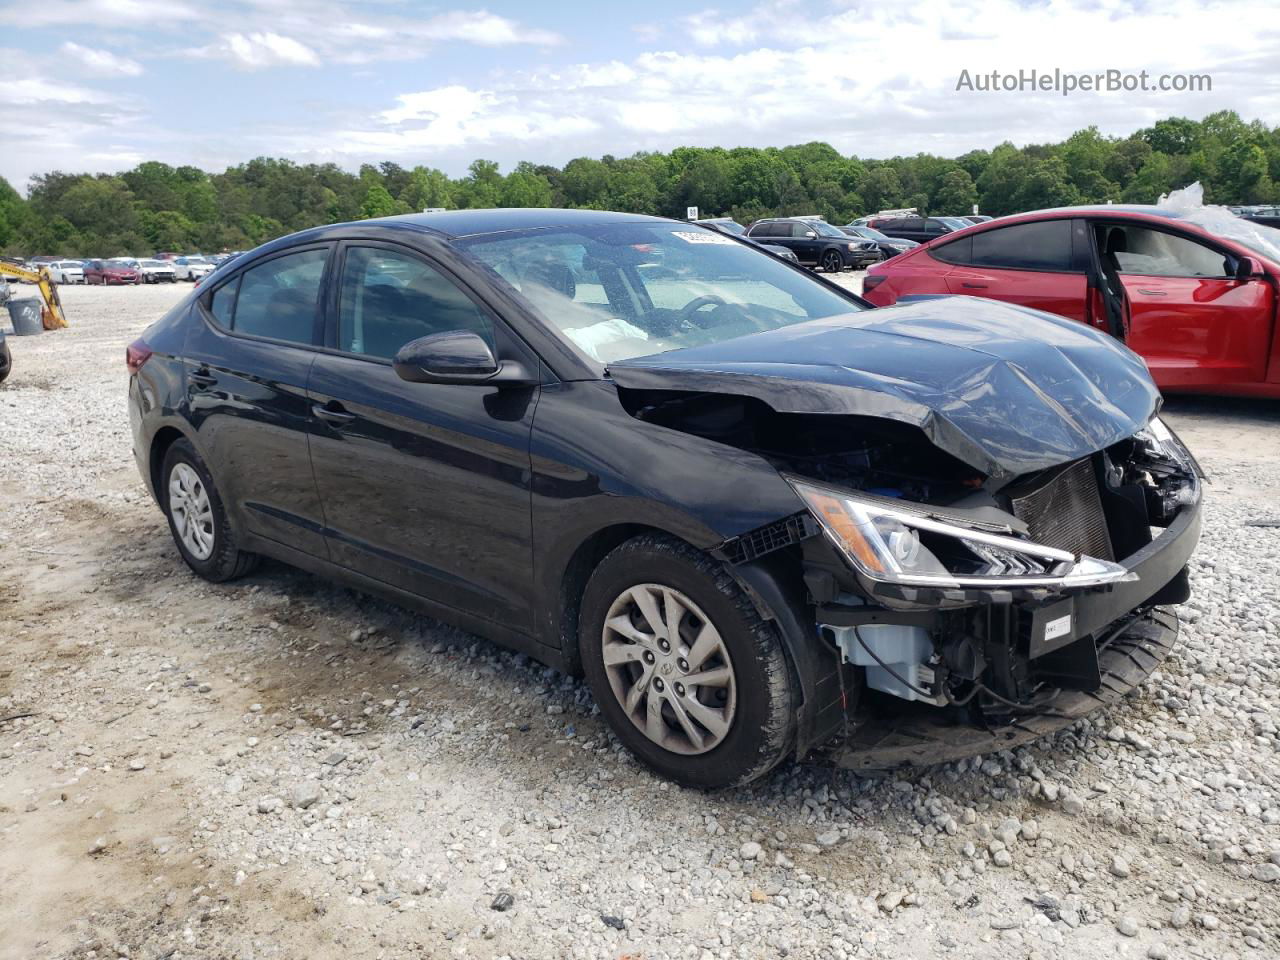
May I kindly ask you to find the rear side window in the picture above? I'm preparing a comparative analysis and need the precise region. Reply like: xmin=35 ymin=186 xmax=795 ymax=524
xmin=936 ymin=220 xmax=1075 ymax=272
xmin=229 ymin=248 xmax=328 ymax=344
xmin=337 ymin=246 xmax=494 ymax=360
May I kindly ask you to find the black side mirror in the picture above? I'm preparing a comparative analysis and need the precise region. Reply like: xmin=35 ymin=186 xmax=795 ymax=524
xmin=1236 ymin=255 xmax=1265 ymax=280
xmin=393 ymin=330 xmax=535 ymax=387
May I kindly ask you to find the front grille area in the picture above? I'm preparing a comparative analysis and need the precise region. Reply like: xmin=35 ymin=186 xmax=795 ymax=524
xmin=1008 ymin=458 xmax=1113 ymax=560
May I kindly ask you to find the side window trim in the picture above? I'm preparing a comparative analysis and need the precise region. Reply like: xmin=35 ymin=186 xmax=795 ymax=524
xmin=325 ymin=238 xmax=504 ymax=364
xmin=196 ymin=242 xmax=334 ymax=348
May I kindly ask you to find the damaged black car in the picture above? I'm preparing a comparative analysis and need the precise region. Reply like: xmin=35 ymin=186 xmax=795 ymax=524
xmin=127 ymin=209 xmax=1203 ymax=789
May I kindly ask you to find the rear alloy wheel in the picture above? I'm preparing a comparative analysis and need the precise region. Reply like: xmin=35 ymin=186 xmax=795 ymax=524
xmin=160 ymin=439 xmax=258 ymax=582
xmin=821 ymin=250 xmax=844 ymax=273
xmin=580 ymin=535 xmax=796 ymax=788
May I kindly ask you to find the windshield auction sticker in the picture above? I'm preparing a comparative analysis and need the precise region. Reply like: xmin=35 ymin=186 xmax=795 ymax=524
xmin=672 ymin=230 xmax=737 ymax=244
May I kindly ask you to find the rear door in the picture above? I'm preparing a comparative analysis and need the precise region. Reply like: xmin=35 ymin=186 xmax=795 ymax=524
xmin=1095 ymin=221 xmax=1274 ymax=389
xmin=940 ymin=219 xmax=1089 ymax=322
xmin=184 ymin=244 xmax=333 ymax=556
xmin=306 ymin=240 xmax=540 ymax=630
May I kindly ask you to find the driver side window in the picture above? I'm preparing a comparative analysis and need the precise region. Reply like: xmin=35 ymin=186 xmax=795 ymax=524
xmin=1099 ymin=225 xmax=1232 ymax=278
xmin=338 ymin=247 xmax=494 ymax=361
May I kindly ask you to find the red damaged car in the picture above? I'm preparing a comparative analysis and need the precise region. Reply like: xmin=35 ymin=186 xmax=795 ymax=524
xmin=862 ymin=205 xmax=1280 ymax=397
xmin=84 ymin=259 xmax=141 ymax=285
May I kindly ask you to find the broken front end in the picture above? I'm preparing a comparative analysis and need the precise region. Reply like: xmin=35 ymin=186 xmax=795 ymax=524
xmin=701 ymin=405 xmax=1203 ymax=769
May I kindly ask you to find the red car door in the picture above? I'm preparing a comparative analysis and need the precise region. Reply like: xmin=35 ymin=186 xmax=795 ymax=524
xmin=935 ymin=219 xmax=1090 ymax=322
xmin=1097 ymin=222 xmax=1274 ymax=390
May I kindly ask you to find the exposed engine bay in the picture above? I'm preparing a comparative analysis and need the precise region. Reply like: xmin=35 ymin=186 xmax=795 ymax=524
xmin=620 ymin=386 xmax=1203 ymax=768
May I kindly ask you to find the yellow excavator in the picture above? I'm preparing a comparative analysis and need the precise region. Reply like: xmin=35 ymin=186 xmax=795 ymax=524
xmin=0 ymin=260 xmax=68 ymax=329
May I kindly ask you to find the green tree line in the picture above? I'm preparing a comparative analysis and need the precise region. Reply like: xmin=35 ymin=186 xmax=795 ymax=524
xmin=2 ymin=110 xmax=1277 ymax=258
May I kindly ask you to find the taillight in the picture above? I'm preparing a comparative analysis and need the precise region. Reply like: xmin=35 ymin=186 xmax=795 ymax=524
xmin=126 ymin=339 xmax=153 ymax=375
xmin=862 ymin=275 xmax=888 ymax=293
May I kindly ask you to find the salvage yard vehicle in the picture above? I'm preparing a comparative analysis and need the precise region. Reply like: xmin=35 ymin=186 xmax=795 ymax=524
xmin=49 ymin=260 xmax=85 ymax=284
xmin=85 ymin=259 xmax=140 ymax=285
xmin=135 ymin=258 xmax=178 ymax=283
xmin=127 ymin=209 xmax=1202 ymax=788
xmin=746 ymin=217 xmax=879 ymax=271
xmin=863 ymin=202 xmax=1280 ymax=397
xmin=839 ymin=224 xmax=919 ymax=260
xmin=695 ymin=217 xmax=801 ymax=264
xmin=173 ymin=256 xmax=215 ymax=281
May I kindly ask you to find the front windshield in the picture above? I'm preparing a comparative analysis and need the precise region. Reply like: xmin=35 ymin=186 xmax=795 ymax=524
xmin=939 ymin=217 xmax=972 ymax=230
xmin=811 ymin=221 xmax=847 ymax=238
xmin=457 ymin=222 xmax=863 ymax=364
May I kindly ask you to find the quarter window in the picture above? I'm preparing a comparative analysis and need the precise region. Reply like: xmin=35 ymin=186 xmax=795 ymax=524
xmin=209 ymin=277 xmax=238 ymax=328
xmin=338 ymin=246 xmax=494 ymax=360
xmin=227 ymin=248 xmax=327 ymax=344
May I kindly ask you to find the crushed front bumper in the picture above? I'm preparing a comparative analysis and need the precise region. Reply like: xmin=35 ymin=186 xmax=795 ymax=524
xmin=818 ymin=605 xmax=1178 ymax=770
xmin=807 ymin=488 xmax=1201 ymax=771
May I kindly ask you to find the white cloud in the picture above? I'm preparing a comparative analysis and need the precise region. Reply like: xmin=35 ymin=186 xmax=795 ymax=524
xmin=195 ymin=31 xmax=322 ymax=70
xmin=173 ymin=4 xmax=561 ymax=69
xmin=326 ymin=0 xmax=1280 ymax=170
xmin=60 ymin=41 xmax=144 ymax=76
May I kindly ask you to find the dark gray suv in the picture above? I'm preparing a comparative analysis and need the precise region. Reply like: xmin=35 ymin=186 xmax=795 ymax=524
xmin=746 ymin=218 xmax=879 ymax=271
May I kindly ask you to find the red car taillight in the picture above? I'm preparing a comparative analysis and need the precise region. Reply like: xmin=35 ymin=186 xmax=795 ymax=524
xmin=126 ymin=339 xmax=153 ymax=375
xmin=862 ymin=275 xmax=888 ymax=293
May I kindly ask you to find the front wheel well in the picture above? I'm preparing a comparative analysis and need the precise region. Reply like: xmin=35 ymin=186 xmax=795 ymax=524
xmin=556 ymin=523 xmax=701 ymax=676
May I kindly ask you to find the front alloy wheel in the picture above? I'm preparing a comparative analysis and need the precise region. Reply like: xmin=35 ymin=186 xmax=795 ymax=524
xmin=822 ymin=250 xmax=844 ymax=272
xmin=579 ymin=534 xmax=796 ymax=789
xmin=602 ymin=584 xmax=736 ymax=755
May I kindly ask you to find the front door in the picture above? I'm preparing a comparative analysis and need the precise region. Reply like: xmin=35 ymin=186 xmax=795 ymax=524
xmin=183 ymin=244 xmax=333 ymax=555
xmin=1095 ymin=222 xmax=1274 ymax=389
xmin=306 ymin=241 xmax=540 ymax=630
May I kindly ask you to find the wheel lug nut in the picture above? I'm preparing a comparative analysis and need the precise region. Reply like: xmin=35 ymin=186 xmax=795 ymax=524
xmin=677 ymin=658 xmax=689 ymax=672
xmin=674 ymin=682 xmax=685 ymax=697
xmin=658 ymin=639 xmax=670 ymax=652
xmin=653 ymin=677 xmax=665 ymax=692
xmin=643 ymin=651 xmax=655 ymax=664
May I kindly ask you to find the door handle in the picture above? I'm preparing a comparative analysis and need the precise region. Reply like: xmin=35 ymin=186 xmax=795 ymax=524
xmin=1135 ymin=289 xmax=1167 ymax=296
xmin=961 ymin=282 xmax=988 ymax=289
xmin=312 ymin=402 xmax=355 ymax=425
xmin=189 ymin=370 xmax=218 ymax=388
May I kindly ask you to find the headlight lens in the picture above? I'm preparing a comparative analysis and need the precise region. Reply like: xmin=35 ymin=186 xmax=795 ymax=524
xmin=788 ymin=477 xmax=1134 ymax=590
xmin=1136 ymin=416 xmax=1200 ymax=476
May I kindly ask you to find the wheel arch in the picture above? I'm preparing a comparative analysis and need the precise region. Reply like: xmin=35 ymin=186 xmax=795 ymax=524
xmin=148 ymin=424 xmax=194 ymax=505
xmin=554 ymin=521 xmax=677 ymax=676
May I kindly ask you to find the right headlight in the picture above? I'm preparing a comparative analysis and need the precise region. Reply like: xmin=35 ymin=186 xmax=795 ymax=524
xmin=788 ymin=477 xmax=1133 ymax=590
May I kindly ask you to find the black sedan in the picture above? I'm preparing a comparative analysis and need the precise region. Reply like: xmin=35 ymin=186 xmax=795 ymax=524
xmin=128 ymin=208 xmax=1201 ymax=788
xmin=839 ymin=224 xmax=919 ymax=260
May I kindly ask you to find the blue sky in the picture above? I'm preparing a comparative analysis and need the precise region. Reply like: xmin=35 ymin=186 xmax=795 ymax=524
xmin=2 ymin=0 xmax=1278 ymax=191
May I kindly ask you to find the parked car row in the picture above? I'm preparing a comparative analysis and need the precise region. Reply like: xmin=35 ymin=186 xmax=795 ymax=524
xmin=7 ymin=253 xmax=239 ymax=285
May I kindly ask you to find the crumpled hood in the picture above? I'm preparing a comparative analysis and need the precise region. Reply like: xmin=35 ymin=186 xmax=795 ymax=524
xmin=608 ymin=298 xmax=1160 ymax=479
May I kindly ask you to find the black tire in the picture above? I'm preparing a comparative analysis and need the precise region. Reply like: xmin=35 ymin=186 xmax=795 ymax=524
xmin=160 ymin=438 xmax=258 ymax=582
xmin=821 ymin=249 xmax=844 ymax=273
xmin=579 ymin=534 xmax=796 ymax=789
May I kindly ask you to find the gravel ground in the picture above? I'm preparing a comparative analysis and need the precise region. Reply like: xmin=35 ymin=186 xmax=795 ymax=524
xmin=1 ymin=282 xmax=1278 ymax=960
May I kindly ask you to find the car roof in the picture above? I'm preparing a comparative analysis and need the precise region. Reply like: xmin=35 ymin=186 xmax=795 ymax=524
xmin=373 ymin=207 xmax=669 ymax=239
